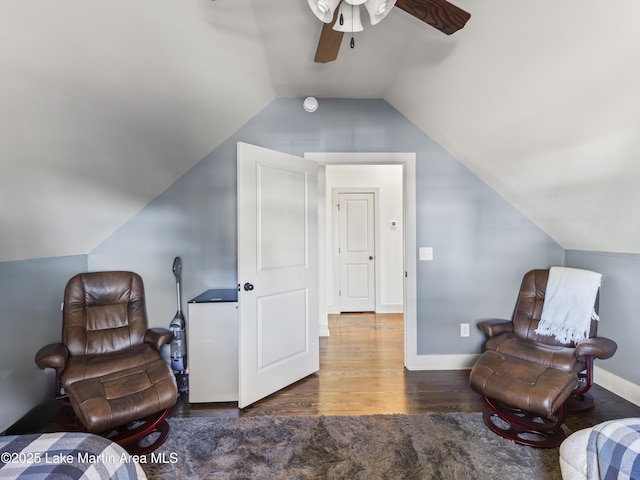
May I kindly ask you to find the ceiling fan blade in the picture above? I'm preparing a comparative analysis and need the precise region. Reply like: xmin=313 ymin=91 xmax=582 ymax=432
xmin=395 ymin=0 xmax=470 ymax=35
xmin=314 ymin=9 xmax=344 ymax=63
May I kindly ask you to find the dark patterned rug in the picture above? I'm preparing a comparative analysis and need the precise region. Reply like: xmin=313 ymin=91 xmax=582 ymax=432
xmin=140 ymin=412 xmax=562 ymax=479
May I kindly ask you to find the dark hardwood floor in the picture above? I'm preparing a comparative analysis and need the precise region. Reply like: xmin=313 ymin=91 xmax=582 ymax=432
xmin=171 ymin=313 xmax=640 ymax=434
xmin=7 ymin=312 xmax=640 ymax=435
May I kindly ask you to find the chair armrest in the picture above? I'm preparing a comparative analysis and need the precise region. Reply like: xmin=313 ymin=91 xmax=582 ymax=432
xmin=34 ymin=343 xmax=68 ymax=372
xmin=575 ymin=337 xmax=617 ymax=360
xmin=145 ymin=328 xmax=174 ymax=352
xmin=477 ymin=319 xmax=513 ymax=338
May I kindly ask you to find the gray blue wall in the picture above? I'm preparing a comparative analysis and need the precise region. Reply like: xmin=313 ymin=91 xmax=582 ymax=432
xmin=565 ymin=250 xmax=640 ymax=386
xmin=0 ymin=254 xmax=87 ymax=432
xmin=89 ymin=98 xmax=563 ymax=355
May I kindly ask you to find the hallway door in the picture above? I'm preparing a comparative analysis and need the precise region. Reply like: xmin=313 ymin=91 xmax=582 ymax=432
xmin=338 ymin=192 xmax=375 ymax=312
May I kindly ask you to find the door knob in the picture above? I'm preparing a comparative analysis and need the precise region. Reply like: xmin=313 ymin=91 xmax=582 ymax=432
xmin=243 ymin=282 xmax=254 ymax=291
xmin=369 ymin=256 xmax=374 ymax=260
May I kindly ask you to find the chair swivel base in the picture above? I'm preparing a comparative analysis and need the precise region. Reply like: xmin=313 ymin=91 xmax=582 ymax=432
xmin=483 ymin=397 xmax=567 ymax=448
xmin=103 ymin=409 xmax=171 ymax=456
xmin=56 ymin=404 xmax=82 ymax=429
xmin=565 ymin=392 xmax=595 ymax=413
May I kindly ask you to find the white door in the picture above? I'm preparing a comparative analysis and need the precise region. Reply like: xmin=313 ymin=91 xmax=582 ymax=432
xmin=338 ymin=192 xmax=375 ymax=312
xmin=237 ymin=142 xmax=319 ymax=409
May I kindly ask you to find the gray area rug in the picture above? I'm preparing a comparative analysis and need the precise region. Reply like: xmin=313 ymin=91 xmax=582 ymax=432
xmin=141 ymin=412 xmax=562 ymax=479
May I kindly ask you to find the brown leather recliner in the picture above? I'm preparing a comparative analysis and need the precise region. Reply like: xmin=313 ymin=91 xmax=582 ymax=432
xmin=35 ymin=271 xmax=178 ymax=454
xmin=469 ymin=269 xmax=617 ymax=448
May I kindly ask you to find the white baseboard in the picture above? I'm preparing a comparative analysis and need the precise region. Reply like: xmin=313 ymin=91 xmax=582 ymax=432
xmin=319 ymin=324 xmax=330 ymax=337
xmin=326 ymin=305 xmax=403 ymax=315
xmin=405 ymin=353 xmax=480 ymax=371
xmin=594 ymin=366 xmax=640 ymax=407
xmin=375 ymin=304 xmax=404 ymax=314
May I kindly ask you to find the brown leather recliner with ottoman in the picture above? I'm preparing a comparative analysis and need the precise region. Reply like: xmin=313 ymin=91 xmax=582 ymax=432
xmin=469 ymin=268 xmax=617 ymax=448
xmin=35 ymin=271 xmax=178 ymax=454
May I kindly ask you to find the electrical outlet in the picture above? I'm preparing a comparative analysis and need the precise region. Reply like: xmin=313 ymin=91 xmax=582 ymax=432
xmin=460 ymin=323 xmax=470 ymax=337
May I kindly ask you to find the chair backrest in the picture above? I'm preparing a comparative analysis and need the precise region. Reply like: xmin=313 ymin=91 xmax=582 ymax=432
xmin=62 ymin=271 xmax=148 ymax=357
xmin=512 ymin=269 xmax=598 ymax=346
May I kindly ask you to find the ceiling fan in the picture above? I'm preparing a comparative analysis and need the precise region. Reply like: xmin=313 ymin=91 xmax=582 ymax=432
xmin=309 ymin=0 xmax=471 ymax=63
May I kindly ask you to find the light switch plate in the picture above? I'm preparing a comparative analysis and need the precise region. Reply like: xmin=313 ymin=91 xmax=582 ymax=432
xmin=419 ymin=247 xmax=433 ymax=261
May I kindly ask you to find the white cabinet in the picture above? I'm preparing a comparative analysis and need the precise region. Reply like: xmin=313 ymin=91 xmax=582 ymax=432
xmin=187 ymin=289 xmax=238 ymax=403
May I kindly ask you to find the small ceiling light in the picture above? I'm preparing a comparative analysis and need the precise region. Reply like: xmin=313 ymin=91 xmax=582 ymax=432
xmin=303 ymin=96 xmax=319 ymax=113
xmin=308 ymin=0 xmax=341 ymax=23
xmin=364 ymin=0 xmax=396 ymax=25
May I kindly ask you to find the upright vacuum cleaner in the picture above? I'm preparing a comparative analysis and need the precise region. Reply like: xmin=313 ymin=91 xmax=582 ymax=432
xmin=169 ymin=256 xmax=189 ymax=394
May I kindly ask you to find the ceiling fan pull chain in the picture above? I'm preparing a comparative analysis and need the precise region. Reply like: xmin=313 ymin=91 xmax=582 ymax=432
xmin=350 ymin=4 xmax=355 ymax=48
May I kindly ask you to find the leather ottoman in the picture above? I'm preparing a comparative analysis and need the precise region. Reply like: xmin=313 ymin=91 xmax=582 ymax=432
xmin=67 ymin=358 xmax=177 ymax=434
xmin=470 ymin=350 xmax=579 ymax=417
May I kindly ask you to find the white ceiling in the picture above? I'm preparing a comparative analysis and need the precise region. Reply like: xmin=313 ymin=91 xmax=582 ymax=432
xmin=1 ymin=0 xmax=639 ymax=261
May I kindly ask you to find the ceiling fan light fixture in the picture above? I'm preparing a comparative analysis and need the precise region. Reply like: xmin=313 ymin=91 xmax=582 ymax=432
xmin=308 ymin=0 xmax=341 ymax=23
xmin=364 ymin=0 xmax=397 ymax=25
xmin=311 ymin=0 xmax=470 ymax=64
xmin=332 ymin=3 xmax=363 ymax=33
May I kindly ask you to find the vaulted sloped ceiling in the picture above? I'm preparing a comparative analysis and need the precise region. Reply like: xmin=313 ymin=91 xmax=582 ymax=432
xmin=0 ymin=0 xmax=275 ymax=261
xmin=2 ymin=0 xmax=640 ymax=262
xmin=385 ymin=1 xmax=640 ymax=253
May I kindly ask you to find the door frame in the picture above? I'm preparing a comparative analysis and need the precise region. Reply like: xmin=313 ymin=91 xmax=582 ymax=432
xmin=304 ymin=152 xmax=417 ymax=369
xmin=332 ymin=188 xmax=379 ymax=313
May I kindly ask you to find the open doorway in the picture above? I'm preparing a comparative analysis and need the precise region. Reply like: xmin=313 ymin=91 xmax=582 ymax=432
xmin=328 ymin=167 xmax=403 ymax=315
xmin=304 ymin=152 xmax=417 ymax=369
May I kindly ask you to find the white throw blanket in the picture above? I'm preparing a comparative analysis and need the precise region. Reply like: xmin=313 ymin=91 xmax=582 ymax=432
xmin=535 ymin=266 xmax=602 ymax=344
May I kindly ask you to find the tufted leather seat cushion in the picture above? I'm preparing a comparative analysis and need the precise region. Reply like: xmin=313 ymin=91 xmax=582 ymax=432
xmin=63 ymin=343 xmax=165 ymax=388
xmin=486 ymin=334 xmax=581 ymax=372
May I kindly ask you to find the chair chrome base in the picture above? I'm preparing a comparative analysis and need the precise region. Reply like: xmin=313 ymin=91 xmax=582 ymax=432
xmin=483 ymin=397 xmax=567 ymax=448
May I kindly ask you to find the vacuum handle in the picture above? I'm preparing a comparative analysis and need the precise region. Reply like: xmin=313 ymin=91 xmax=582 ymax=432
xmin=173 ymin=256 xmax=182 ymax=281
